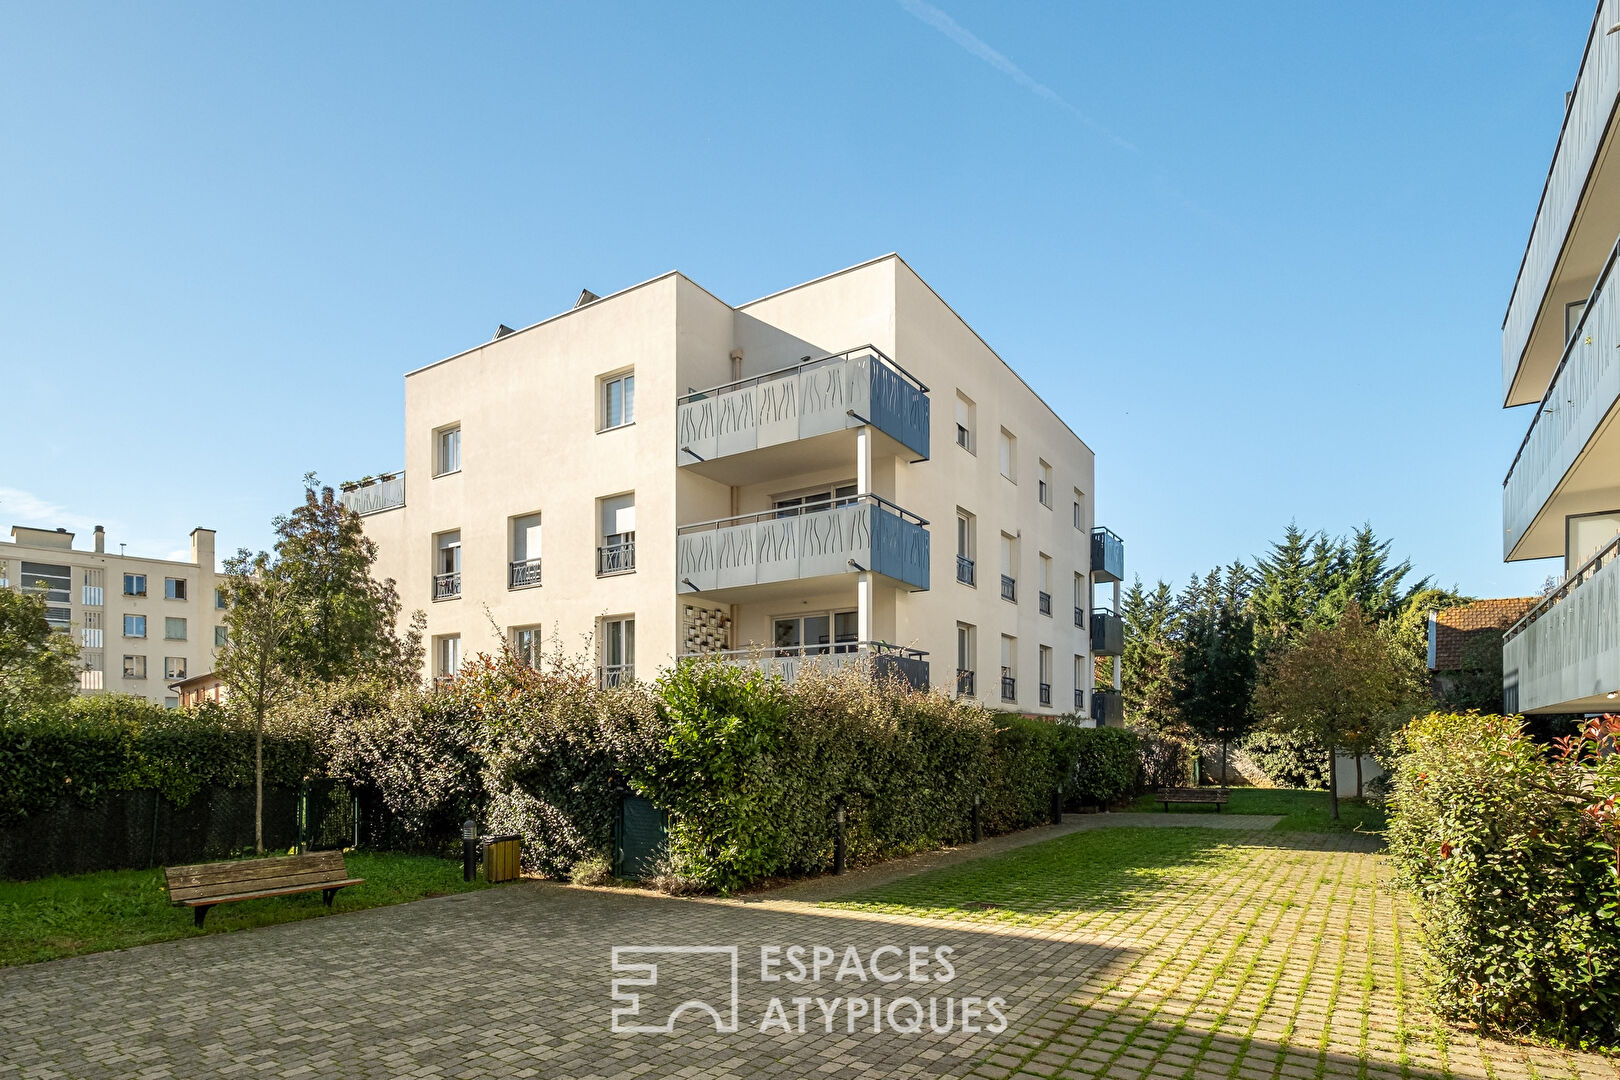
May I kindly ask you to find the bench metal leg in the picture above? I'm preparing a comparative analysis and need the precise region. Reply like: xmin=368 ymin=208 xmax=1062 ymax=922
xmin=1161 ymin=802 xmax=1169 ymax=813
xmin=322 ymin=888 xmax=337 ymax=908
xmin=194 ymin=906 xmax=210 ymax=929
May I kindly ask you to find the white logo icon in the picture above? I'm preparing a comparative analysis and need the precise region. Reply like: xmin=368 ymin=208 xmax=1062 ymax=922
xmin=610 ymin=946 xmax=740 ymax=1033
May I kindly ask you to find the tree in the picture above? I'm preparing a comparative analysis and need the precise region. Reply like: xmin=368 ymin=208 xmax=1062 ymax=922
xmin=1120 ymin=578 xmax=1182 ymax=734
xmin=0 ymin=588 xmax=79 ymax=715
xmin=218 ymin=550 xmax=299 ymax=853
xmin=271 ymin=474 xmax=421 ymax=686
xmin=1254 ymin=604 xmax=1424 ymax=818
xmin=1173 ymin=604 xmax=1257 ymax=785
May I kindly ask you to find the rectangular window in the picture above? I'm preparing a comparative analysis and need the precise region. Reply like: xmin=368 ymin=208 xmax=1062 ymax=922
xmin=124 ymin=573 xmax=147 ymax=596
xmin=124 ymin=614 xmax=147 ymax=638
xmin=512 ymin=626 xmax=541 ymax=668
xmin=1073 ymin=490 xmax=1086 ymax=531
xmin=434 ymin=530 xmax=462 ymax=600
xmin=434 ymin=425 xmax=462 ymax=476
xmin=164 ymin=696 xmax=179 ymax=710
xmin=82 ymin=569 xmax=104 ymax=607
xmin=1075 ymin=656 xmax=1087 ymax=714
xmin=82 ymin=611 xmax=103 ymax=649
xmin=599 ymin=494 xmax=636 ymax=575
xmin=165 ymin=656 xmax=187 ymax=680
xmin=1038 ymin=461 xmax=1052 ymax=508
xmin=165 ymin=577 xmax=187 ymax=601
xmin=955 ymin=510 xmax=976 ymax=586
xmin=601 ymin=616 xmax=635 ymax=686
xmin=1039 ymin=646 xmax=1053 ymax=707
xmin=956 ymin=623 xmax=976 ymax=698
xmin=164 ymin=617 xmax=186 ymax=640
xmin=601 ymin=371 xmax=636 ymax=430
xmin=1000 ymin=533 xmax=1017 ymax=603
xmin=20 ymin=562 xmax=71 ymax=603
xmin=954 ymin=392 xmax=976 ymax=453
xmin=215 ymin=625 xmax=228 ymax=648
xmin=123 ymin=654 xmax=147 ymax=679
xmin=772 ymin=483 xmax=858 ymax=517
xmin=772 ymin=610 xmax=858 ymax=655
xmin=1000 ymin=635 xmax=1017 ymax=702
xmin=1038 ymin=554 xmax=1053 ymax=616
xmin=999 ymin=429 xmax=1016 ymax=481
xmin=510 ymin=513 xmax=543 ymax=587
xmin=215 ymin=587 xmax=227 ymax=610
xmin=435 ymin=634 xmax=462 ymax=680
xmin=1075 ymin=573 xmax=1087 ymax=627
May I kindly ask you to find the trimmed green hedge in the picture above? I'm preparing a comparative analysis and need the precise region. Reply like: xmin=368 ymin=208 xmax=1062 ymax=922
xmin=1387 ymin=712 xmax=1620 ymax=1049
xmin=1069 ymin=726 xmax=1141 ymax=807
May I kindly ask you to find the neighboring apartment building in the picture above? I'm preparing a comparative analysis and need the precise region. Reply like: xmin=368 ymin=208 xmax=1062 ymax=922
xmin=1499 ymin=0 xmax=1620 ymax=715
xmin=0 ymin=524 xmax=222 ymax=707
xmin=343 ymin=255 xmax=1125 ymax=720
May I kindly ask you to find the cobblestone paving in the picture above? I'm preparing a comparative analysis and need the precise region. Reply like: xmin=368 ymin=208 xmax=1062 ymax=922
xmin=0 ymin=824 xmax=1613 ymax=1079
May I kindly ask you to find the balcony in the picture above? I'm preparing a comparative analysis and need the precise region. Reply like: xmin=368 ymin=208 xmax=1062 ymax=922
xmin=433 ymin=572 xmax=460 ymax=601
xmin=509 ymin=558 xmax=542 ymax=589
xmin=1074 ymin=687 xmax=1084 ymax=712
xmin=1038 ymin=591 xmax=1052 ymax=616
xmin=1092 ymin=689 xmax=1122 ymax=726
xmin=599 ymin=664 xmax=634 ymax=689
xmin=1503 ymin=532 xmax=1620 ymax=713
xmin=956 ymin=668 xmax=975 ymax=697
xmin=1000 ymin=575 xmax=1016 ymax=602
xmin=598 ymin=540 xmax=636 ymax=576
xmin=675 ymin=346 xmax=930 ymax=482
xmin=692 ymin=643 xmax=930 ymax=692
xmin=1000 ymin=673 xmax=1016 ymax=703
xmin=1039 ymin=683 xmax=1052 ymax=707
xmin=1503 ymin=6 xmax=1620 ymax=405
xmin=676 ymin=494 xmax=929 ymax=597
xmin=1504 ymin=237 xmax=1620 ymax=560
xmin=1091 ymin=527 xmax=1124 ymax=583
xmin=1091 ymin=608 xmax=1124 ymax=656
xmin=340 ymin=472 xmax=405 ymax=516
xmin=956 ymin=554 xmax=975 ymax=586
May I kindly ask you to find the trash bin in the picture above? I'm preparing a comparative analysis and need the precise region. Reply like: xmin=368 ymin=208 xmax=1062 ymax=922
xmin=481 ymin=834 xmax=521 ymax=883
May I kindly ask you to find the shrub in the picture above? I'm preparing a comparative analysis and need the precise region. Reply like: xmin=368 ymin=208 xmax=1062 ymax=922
xmin=1069 ymin=726 xmax=1141 ymax=807
xmin=1239 ymin=729 xmax=1327 ymax=789
xmin=1387 ymin=711 xmax=1620 ymax=1048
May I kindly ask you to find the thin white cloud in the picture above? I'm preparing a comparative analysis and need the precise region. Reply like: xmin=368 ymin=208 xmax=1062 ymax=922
xmin=0 ymin=486 xmax=106 ymax=539
xmin=895 ymin=0 xmax=1137 ymax=152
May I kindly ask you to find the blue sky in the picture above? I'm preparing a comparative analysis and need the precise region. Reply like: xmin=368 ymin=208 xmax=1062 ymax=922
xmin=0 ymin=1 xmax=1589 ymax=596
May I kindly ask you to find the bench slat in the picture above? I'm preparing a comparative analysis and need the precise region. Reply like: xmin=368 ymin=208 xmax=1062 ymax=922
xmin=168 ymin=867 xmax=356 ymax=902
xmin=174 ymin=878 xmax=365 ymax=908
xmin=165 ymin=852 xmax=344 ymax=889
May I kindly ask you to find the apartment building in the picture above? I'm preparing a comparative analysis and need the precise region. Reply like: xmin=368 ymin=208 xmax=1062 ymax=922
xmin=1499 ymin=0 xmax=1620 ymax=715
xmin=344 ymin=255 xmax=1125 ymax=720
xmin=1 ymin=524 xmax=222 ymax=707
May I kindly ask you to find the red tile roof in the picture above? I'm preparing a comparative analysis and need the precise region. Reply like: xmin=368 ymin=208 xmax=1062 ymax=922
xmin=1429 ymin=598 xmax=1538 ymax=670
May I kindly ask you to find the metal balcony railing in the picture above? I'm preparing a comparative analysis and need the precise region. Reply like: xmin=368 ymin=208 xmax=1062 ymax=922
xmin=433 ymin=572 xmax=460 ymax=601
xmin=1091 ymin=527 xmax=1124 ymax=582
xmin=956 ymin=668 xmax=975 ymax=697
xmin=509 ymin=558 xmax=542 ymax=589
xmin=1074 ymin=606 xmax=1084 ymax=628
xmin=1038 ymin=591 xmax=1052 ymax=616
xmin=956 ymin=554 xmax=975 ymax=585
xmin=599 ymin=664 xmax=634 ymax=688
xmin=340 ymin=471 xmax=405 ymax=516
xmin=1074 ymin=687 xmax=1084 ymax=711
xmin=1039 ymin=683 xmax=1052 ymax=707
xmin=1000 ymin=671 xmax=1016 ymax=702
xmin=1091 ymin=608 xmax=1125 ymax=656
xmin=598 ymin=540 xmax=636 ymax=576
xmin=1000 ymin=575 xmax=1016 ymax=602
xmin=687 ymin=642 xmax=929 ymax=691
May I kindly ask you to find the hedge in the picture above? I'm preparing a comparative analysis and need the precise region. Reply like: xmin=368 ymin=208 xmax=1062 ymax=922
xmin=1387 ymin=711 xmax=1620 ymax=1049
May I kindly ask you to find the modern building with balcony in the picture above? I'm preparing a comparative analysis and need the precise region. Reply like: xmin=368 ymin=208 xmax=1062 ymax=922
xmin=0 ymin=523 xmax=221 ymax=707
xmin=1500 ymin=1 xmax=1620 ymax=715
xmin=345 ymin=255 xmax=1122 ymax=718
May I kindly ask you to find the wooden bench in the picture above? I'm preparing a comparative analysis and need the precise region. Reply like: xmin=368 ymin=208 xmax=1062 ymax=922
xmin=1158 ymin=787 xmax=1230 ymax=812
xmin=165 ymin=851 xmax=363 ymax=927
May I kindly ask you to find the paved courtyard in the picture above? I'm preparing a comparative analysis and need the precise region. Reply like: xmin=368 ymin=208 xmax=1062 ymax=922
xmin=0 ymin=820 xmax=1614 ymax=1080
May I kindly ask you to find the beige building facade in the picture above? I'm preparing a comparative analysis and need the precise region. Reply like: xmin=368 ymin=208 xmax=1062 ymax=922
xmin=345 ymin=255 xmax=1124 ymax=719
xmin=1 ymin=524 xmax=222 ymax=707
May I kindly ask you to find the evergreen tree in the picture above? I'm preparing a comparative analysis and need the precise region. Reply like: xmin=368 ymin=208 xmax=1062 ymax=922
xmin=1173 ymin=602 xmax=1258 ymax=784
xmin=1121 ymin=578 xmax=1183 ymax=737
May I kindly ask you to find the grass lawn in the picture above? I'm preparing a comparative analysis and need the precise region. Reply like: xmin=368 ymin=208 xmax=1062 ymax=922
xmin=0 ymin=851 xmax=489 ymax=967
xmin=1124 ymin=785 xmax=1386 ymax=834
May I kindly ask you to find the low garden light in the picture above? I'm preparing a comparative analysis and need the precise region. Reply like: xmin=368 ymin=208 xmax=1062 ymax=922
xmin=462 ymin=819 xmax=478 ymax=882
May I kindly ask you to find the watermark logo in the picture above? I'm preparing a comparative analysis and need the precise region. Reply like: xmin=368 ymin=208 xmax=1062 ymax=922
xmin=610 ymin=946 xmax=740 ymax=1033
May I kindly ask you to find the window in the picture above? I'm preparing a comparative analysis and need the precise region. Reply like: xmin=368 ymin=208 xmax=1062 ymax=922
xmin=601 ymin=617 xmax=635 ymax=687
xmin=1038 ymin=554 xmax=1053 ymax=616
xmin=165 ymin=617 xmax=186 ymax=641
xmin=773 ymin=611 xmax=858 ymax=655
xmin=1567 ymin=298 xmax=1589 ymax=343
xmin=511 ymin=513 xmax=542 ymax=588
xmin=954 ymin=392 xmax=976 ymax=453
xmin=215 ymin=625 xmax=228 ymax=648
xmin=434 ymin=531 xmax=462 ymax=600
xmin=1000 ymin=635 xmax=1017 ymax=702
xmin=999 ymin=429 xmax=1016 ymax=481
xmin=955 ymin=510 xmax=976 ymax=586
xmin=600 ymin=371 xmax=636 ymax=430
xmin=124 ymin=614 xmax=147 ymax=638
xmin=124 ymin=573 xmax=147 ymax=596
xmin=215 ymin=587 xmax=227 ymax=610
xmin=165 ymin=656 xmax=187 ymax=680
xmin=20 ymin=562 xmax=70 ymax=603
xmin=434 ymin=425 xmax=461 ymax=476
xmin=772 ymin=483 xmax=857 ymax=516
xmin=1073 ymin=490 xmax=1086 ymax=531
xmin=1039 ymin=646 xmax=1053 ymax=707
xmin=165 ymin=577 xmax=187 ymax=601
xmin=82 ymin=569 xmax=104 ymax=607
xmin=435 ymin=634 xmax=462 ymax=680
xmin=1075 ymin=656 xmax=1087 ymax=713
xmin=956 ymin=623 xmax=976 ymax=697
xmin=1075 ymin=573 xmax=1087 ymax=627
xmin=599 ymin=494 xmax=636 ymax=575
xmin=44 ymin=606 xmax=70 ymax=629
xmin=1000 ymin=533 xmax=1017 ymax=603
xmin=164 ymin=696 xmax=179 ymax=710
xmin=512 ymin=626 xmax=541 ymax=668
xmin=82 ymin=611 xmax=103 ymax=649
xmin=1038 ymin=461 xmax=1053 ymax=508
xmin=0 ymin=559 xmax=8 ymax=588
xmin=123 ymin=655 xmax=147 ymax=679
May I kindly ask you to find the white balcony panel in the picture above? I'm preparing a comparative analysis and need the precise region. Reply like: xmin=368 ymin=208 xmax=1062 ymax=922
xmin=1503 ymin=543 xmax=1620 ymax=713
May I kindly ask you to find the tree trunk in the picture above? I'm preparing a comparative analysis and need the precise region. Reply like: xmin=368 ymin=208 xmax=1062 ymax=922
xmin=1354 ymin=752 xmax=1363 ymax=800
xmin=1327 ymin=742 xmax=1340 ymax=821
xmin=255 ymin=706 xmax=264 ymax=854
xmin=1220 ymin=736 xmax=1229 ymax=786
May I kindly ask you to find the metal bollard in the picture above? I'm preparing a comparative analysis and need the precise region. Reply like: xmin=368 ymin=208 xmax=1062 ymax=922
xmin=833 ymin=799 xmax=846 ymax=875
xmin=462 ymin=818 xmax=478 ymax=882
xmin=1051 ymin=787 xmax=1063 ymax=825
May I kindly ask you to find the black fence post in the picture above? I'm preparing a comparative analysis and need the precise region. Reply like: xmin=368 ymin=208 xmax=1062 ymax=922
xmin=1051 ymin=786 xmax=1063 ymax=825
xmin=833 ymin=798 xmax=846 ymax=876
